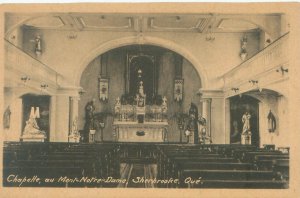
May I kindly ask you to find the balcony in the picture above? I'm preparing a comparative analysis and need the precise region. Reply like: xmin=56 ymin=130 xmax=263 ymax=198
xmin=4 ymin=40 xmax=74 ymax=93
xmin=222 ymin=33 xmax=289 ymax=97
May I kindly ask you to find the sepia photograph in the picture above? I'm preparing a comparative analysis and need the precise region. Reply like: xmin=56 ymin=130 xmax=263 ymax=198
xmin=1 ymin=2 xmax=299 ymax=198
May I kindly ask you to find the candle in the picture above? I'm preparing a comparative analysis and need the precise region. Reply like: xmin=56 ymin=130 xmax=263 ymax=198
xmin=35 ymin=107 xmax=40 ymax=118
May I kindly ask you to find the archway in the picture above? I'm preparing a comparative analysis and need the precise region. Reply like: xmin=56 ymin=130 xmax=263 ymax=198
xmin=78 ymin=44 xmax=202 ymax=142
xmin=75 ymin=36 xmax=208 ymax=89
xmin=21 ymin=94 xmax=51 ymax=142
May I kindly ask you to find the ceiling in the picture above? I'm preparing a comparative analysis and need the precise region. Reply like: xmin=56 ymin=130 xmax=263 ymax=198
xmin=5 ymin=13 xmax=282 ymax=35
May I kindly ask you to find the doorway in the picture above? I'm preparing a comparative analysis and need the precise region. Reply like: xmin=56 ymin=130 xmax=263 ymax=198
xmin=229 ymin=95 xmax=260 ymax=146
xmin=22 ymin=94 xmax=51 ymax=142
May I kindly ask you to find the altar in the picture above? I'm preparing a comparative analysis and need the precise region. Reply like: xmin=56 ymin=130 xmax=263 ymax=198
xmin=113 ymin=121 xmax=168 ymax=142
xmin=111 ymin=62 xmax=169 ymax=142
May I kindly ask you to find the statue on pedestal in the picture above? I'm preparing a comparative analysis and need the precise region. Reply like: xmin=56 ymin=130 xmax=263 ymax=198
xmin=23 ymin=107 xmax=46 ymax=137
xmin=185 ymin=103 xmax=199 ymax=144
xmin=84 ymin=99 xmax=96 ymax=142
xmin=114 ymin=97 xmax=121 ymax=120
xmin=198 ymin=115 xmax=211 ymax=144
xmin=23 ymin=117 xmax=46 ymax=136
xmin=241 ymin=111 xmax=252 ymax=145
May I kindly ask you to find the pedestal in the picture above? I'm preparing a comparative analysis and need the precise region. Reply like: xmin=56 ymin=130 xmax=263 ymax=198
xmin=68 ymin=134 xmax=81 ymax=143
xmin=187 ymin=133 xmax=194 ymax=144
xmin=20 ymin=134 xmax=46 ymax=142
xmin=89 ymin=130 xmax=96 ymax=143
xmin=241 ymin=132 xmax=252 ymax=145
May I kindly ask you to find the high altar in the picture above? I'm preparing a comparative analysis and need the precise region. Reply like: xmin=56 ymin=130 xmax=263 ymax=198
xmin=113 ymin=76 xmax=168 ymax=142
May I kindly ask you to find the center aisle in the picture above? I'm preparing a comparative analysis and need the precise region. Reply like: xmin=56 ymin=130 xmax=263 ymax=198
xmin=119 ymin=163 xmax=157 ymax=188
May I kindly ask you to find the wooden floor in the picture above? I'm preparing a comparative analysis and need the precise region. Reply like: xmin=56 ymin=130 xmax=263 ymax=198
xmin=3 ymin=142 xmax=289 ymax=188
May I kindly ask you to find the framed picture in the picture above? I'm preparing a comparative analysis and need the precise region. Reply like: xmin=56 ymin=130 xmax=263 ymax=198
xmin=99 ymin=78 xmax=109 ymax=102
xmin=174 ymin=78 xmax=184 ymax=102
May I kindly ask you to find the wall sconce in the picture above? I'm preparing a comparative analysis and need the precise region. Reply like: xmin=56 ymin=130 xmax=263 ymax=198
xmin=21 ymin=75 xmax=30 ymax=84
xmin=40 ymin=84 xmax=48 ymax=90
xmin=276 ymin=66 xmax=289 ymax=75
xmin=68 ymin=31 xmax=77 ymax=40
xmin=231 ymin=88 xmax=239 ymax=93
xmin=78 ymin=89 xmax=86 ymax=96
xmin=249 ymin=80 xmax=258 ymax=85
xmin=205 ymin=25 xmax=215 ymax=42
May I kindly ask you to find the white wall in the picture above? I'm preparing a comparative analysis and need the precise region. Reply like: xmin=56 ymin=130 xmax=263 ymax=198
xmin=3 ymin=97 xmax=22 ymax=141
xmin=258 ymin=94 xmax=289 ymax=148
xmin=20 ymin=27 xmax=260 ymax=90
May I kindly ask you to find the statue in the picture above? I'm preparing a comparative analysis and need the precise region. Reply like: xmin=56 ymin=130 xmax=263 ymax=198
xmin=242 ymin=111 xmax=251 ymax=133
xmin=136 ymin=81 xmax=146 ymax=107
xmin=114 ymin=97 xmax=121 ymax=113
xmin=198 ymin=115 xmax=211 ymax=144
xmin=241 ymin=111 xmax=252 ymax=145
xmin=83 ymin=99 xmax=96 ymax=142
xmin=138 ymin=81 xmax=145 ymax=96
xmin=161 ymin=96 xmax=168 ymax=113
xmin=68 ymin=117 xmax=80 ymax=142
xmin=72 ymin=117 xmax=79 ymax=134
xmin=186 ymin=103 xmax=199 ymax=144
xmin=85 ymin=99 xmax=96 ymax=129
xmin=267 ymin=110 xmax=276 ymax=132
xmin=3 ymin=106 xmax=11 ymax=129
xmin=23 ymin=116 xmax=46 ymax=136
xmin=84 ymin=99 xmax=96 ymax=142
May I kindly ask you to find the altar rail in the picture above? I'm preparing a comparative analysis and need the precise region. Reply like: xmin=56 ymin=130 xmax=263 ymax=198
xmin=222 ymin=33 xmax=289 ymax=97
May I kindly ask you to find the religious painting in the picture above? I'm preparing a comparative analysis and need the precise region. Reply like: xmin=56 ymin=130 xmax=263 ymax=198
xmin=174 ymin=79 xmax=184 ymax=102
xmin=126 ymin=51 xmax=158 ymax=103
xmin=99 ymin=78 xmax=109 ymax=102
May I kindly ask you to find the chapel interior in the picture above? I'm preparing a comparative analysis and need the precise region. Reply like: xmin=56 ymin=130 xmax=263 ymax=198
xmin=2 ymin=12 xmax=290 ymax=188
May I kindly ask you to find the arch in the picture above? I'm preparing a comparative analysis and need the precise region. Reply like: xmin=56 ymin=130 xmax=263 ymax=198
xmin=75 ymin=36 xmax=208 ymax=88
xmin=244 ymin=88 xmax=286 ymax=102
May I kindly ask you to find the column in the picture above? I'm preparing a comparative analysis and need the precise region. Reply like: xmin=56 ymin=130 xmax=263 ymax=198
xmin=55 ymin=95 xmax=70 ymax=142
xmin=201 ymin=98 xmax=212 ymax=137
xmin=49 ymin=96 xmax=56 ymax=142
xmin=199 ymin=89 xmax=225 ymax=144
xmin=225 ymin=99 xmax=231 ymax=144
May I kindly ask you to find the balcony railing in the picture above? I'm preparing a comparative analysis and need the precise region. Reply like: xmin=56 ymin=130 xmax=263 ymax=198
xmin=222 ymin=32 xmax=289 ymax=90
xmin=5 ymin=40 xmax=65 ymax=88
